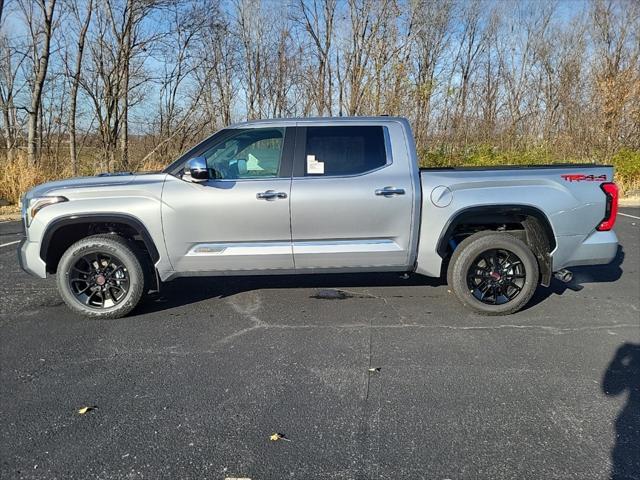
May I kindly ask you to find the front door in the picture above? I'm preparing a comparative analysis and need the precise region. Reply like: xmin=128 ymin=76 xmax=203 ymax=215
xmin=289 ymin=123 xmax=416 ymax=270
xmin=162 ymin=127 xmax=294 ymax=273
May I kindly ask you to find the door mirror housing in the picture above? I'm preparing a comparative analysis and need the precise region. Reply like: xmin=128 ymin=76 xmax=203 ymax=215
xmin=184 ymin=157 xmax=209 ymax=182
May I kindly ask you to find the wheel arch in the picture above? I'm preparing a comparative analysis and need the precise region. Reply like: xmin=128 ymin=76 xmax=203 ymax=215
xmin=437 ymin=204 xmax=556 ymax=286
xmin=40 ymin=213 xmax=160 ymax=274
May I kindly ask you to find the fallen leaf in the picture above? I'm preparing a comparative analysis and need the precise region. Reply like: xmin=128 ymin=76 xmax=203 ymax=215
xmin=77 ymin=406 xmax=97 ymax=415
xmin=269 ymin=433 xmax=291 ymax=442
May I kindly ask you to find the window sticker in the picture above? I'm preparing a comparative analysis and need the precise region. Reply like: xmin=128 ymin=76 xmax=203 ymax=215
xmin=307 ymin=154 xmax=324 ymax=175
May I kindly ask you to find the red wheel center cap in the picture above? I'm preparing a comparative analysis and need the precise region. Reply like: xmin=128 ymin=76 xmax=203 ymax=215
xmin=490 ymin=272 xmax=501 ymax=281
xmin=96 ymin=274 xmax=106 ymax=286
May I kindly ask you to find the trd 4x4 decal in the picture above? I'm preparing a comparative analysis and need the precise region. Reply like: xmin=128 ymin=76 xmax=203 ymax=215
xmin=561 ymin=174 xmax=607 ymax=182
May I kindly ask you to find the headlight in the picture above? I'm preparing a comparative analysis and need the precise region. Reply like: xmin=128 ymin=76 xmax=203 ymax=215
xmin=26 ymin=196 xmax=68 ymax=227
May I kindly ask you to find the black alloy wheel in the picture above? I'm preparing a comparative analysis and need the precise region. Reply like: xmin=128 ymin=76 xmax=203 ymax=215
xmin=69 ymin=252 xmax=130 ymax=309
xmin=466 ymin=248 xmax=526 ymax=305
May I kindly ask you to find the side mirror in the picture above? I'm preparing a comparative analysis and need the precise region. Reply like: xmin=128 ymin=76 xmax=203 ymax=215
xmin=184 ymin=157 xmax=209 ymax=182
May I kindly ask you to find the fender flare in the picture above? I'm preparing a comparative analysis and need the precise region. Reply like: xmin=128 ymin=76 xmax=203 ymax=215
xmin=436 ymin=204 xmax=556 ymax=286
xmin=39 ymin=213 xmax=160 ymax=264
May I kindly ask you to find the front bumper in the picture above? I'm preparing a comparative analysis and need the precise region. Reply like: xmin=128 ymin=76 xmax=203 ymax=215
xmin=17 ymin=237 xmax=47 ymax=278
xmin=553 ymin=230 xmax=619 ymax=270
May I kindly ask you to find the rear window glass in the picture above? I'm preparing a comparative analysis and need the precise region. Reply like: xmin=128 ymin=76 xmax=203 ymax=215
xmin=304 ymin=126 xmax=387 ymax=176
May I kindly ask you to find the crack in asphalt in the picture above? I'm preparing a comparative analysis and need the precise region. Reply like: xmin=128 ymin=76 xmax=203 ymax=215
xmin=354 ymin=290 xmax=379 ymax=480
xmin=220 ymin=292 xmax=268 ymax=344
xmin=53 ymin=323 xmax=635 ymax=363
xmin=212 ymin=321 xmax=638 ymax=344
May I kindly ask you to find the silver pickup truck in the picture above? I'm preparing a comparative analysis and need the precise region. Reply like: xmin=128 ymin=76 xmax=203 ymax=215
xmin=18 ymin=117 xmax=619 ymax=318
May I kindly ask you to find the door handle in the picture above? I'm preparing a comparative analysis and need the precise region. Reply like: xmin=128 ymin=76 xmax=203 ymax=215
xmin=375 ymin=187 xmax=405 ymax=196
xmin=257 ymin=190 xmax=287 ymax=200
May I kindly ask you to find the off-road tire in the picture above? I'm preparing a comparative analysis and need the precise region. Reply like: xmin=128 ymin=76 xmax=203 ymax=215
xmin=447 ymin=231 xmax=539 ymax=315
xmin=56 ymin=234 xmax=146 ymax=319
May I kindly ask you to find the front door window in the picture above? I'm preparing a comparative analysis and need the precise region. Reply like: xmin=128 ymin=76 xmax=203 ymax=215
xmin=202 ymin=129 xmax=284 ymax=180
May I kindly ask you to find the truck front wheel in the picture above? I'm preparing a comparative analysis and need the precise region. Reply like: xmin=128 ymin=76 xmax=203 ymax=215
xmin=447 ymin=231 xmax=539 ymax=315
xmin=56 ymin=234 xmax=146 ymax=319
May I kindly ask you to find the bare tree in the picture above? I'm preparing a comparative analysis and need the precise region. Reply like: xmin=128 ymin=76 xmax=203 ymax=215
xmin=449 ymin=0 xmax=489 ymax=141
xmin=475 ymin=10 xmax=500 ymax=143
xmin=410 ymin=0 xmax=453 ymax=147
xmin=153 ymin=2 xmax=205 ymax=159
xmin=589 ymin=0 xmax=640 ymax=150
xmin=1 ymin=0 xmax=639 ymax=201
xmin=105 ymin=0 xmax=158 ymax=169
xmin=294 ymin=0 xmax=337 ymax=115
xmin=337 ymin=0 xmax=400 ymax=115
xmin=193 ymin=3 xmax=237 ymax=130
xmin=80 ymin=0 xmax=159 ymax=171
xmin=19 ymin=0 xmax=57 ymax=165
xmin=0 ymin=33 xmax=27 ymax=162
xmin=235 ymin=0 xmax=265 ymax=119
xmin=263 ymin=12 xmax=301 ymax=118
xmin=67 ymin=0 xmax=92 ymax=175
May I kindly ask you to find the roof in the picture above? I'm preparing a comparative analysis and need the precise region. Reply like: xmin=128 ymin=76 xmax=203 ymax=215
xmin=229 ymin=115 xmax=408 ymax=128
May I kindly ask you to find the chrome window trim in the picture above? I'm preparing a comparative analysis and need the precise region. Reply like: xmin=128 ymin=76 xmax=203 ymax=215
xmin=202 ymin=177 xmax=290 ymax=184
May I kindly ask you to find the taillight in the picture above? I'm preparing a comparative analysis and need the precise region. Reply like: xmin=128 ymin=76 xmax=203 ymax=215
xmin=597 ymin=182 xmax=618 ymax=231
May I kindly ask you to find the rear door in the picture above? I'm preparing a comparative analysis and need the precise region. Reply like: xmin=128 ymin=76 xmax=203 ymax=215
xmin=289 ymin=122 xmax=416 ymax=270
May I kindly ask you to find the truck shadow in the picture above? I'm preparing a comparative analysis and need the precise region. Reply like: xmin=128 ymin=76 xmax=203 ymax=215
xmin=134 ymin=246 xmax=623 ymax=315
xmin=526 ymin=246 xmax=624 ymax=309
xmin=134 ymin=272 xmax=445 ymax=315
xmin=602 ymin=342 xmax=640 ymax=480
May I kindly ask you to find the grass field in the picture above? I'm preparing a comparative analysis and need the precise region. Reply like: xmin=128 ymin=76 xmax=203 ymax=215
xmin=418 ymin=146 xmax=640 ymax=195
xmin=1 ymin=147 xmax=639 ymax=209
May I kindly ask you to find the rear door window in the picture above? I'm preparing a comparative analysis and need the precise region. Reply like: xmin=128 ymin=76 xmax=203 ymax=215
xmin=303 ymin=126 xmax=388 ymax=176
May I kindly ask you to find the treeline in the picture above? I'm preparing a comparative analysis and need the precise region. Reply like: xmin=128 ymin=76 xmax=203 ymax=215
xmin=0 ymin=0 xmax=639 ymax=177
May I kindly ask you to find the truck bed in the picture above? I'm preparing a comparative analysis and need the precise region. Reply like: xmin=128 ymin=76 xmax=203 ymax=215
xmin=420 ymin=163 xmax=611 ymax=171
xmin=415 ymin=163 xmax=616 ymax=277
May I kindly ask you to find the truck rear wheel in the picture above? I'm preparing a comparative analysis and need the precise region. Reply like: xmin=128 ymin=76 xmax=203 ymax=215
xmin=56 ymin=234 xmax=145 ymax=319
xmin=447 ymin=231 xmax=539 ymax=315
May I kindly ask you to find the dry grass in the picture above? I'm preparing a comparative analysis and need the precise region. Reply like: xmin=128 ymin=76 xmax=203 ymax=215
xmin=0 ymin=204 xmax=20 ymax=215
xmin=610 ymin=149 xmax=640 ymax=196
xmin=1 ymin=148 xmax=639 ymax=206
xmin=419 ymin=146 xmax=640 ymax=196
xmin=0 ymin=152 xmax=166 ymax=206
xmin=139 ymin=158 xmax=167 ymax=173
xmin=0 ymin=154 xmax=50 ymax=206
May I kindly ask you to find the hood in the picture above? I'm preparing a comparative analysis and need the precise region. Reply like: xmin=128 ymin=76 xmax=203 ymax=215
xmin=24 ymin=173 xmax=140 ymax=202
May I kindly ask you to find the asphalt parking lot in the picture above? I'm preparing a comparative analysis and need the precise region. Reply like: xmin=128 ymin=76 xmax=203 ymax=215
xmin=1 ymin=209 xmax=638 ymax=480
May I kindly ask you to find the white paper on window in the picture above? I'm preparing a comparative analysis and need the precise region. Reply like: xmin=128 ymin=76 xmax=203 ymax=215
xmin=307 ymin=154 xmax=324 ymax=174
